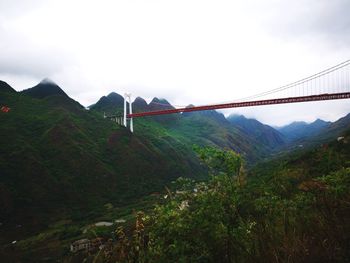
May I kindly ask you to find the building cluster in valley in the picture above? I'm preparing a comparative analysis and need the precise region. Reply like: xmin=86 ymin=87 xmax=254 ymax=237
xmin=70 ymin=238 xmax=105 ymax=253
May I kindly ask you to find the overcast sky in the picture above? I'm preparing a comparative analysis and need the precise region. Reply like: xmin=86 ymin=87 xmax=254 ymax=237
xmin=1 ymin=0 xmax=350 ymax=126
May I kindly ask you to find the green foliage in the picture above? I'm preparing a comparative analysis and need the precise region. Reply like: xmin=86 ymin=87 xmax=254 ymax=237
xmin=58 ymin=225 xmax=82 ymax=240
xmin=0 ymin=90 xmax=205 ymax=229
xmin=1 ymin=84 xmax=350 ymax=262
xmin=318 ymin=168 xmax=350 ymax=197
xmin=98 ymin=146 xmax=350 ymax=263
xmin=194 ymin=146 xmax=242 ymax=176
xmin=86 ymin=226 xmax=113 ymax=239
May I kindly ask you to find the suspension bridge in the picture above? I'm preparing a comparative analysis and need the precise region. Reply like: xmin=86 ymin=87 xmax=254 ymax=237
xmin=108 ymin=60 xmax=350 ymax=132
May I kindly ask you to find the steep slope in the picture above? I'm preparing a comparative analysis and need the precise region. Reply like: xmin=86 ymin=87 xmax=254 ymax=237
xmin=2 ymin=80 xmax=349 ymax=262
xmin=252 ymin=126 xmax=350 ymax=181
xmin=324 ymin=113 xmax=350 ymax=134
xmin=172 ymin=110 xmax=269 ymax=163
xmin=91 ymin=94 xmax=276 ymax=163
xmin=20 ymin=78 xmax=84 ymax=112
xmin=300 ymin=113 xmax=350 ymax=145
xmin=227 ymin=114 xmax=285 ymax=149
xmin=0 ymin=82 xmax=205 ymax=235
xmin=0 ymin=80 xmax=16 ymax=93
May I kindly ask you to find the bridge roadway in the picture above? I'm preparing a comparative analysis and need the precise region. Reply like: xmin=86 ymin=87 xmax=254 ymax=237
xmin=127 ymin=92 xmax=350 ymax=118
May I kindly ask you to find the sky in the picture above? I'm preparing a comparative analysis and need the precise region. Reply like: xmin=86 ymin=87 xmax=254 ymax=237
xmin=1 ymin=0 xmax=350 ymax=126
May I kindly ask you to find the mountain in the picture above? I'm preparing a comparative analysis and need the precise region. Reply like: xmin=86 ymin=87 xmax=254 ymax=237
xmin=227 ymin=114 xmax=285 ymax=149
xmin=0 ymin=81 xmax=205 ymax=236
xmin=326 ymin=113 xmax=350 ymax=132
xmin=147 ymin=97 xmax=181 ymax=123
xmin=1 ymin=79 xmax=350 ymax=262
xmin=90 ymin=92 xmax=125 ymax=112
xmin=171 ymin=109 xmax=270 ymax=162
xmin=3 ymin=79 xmax=346 ymax=248
xmin=20 ymin=78 xmax=85 ymax=114
xmin=277 ymin=119 xmax=330 ymax=142
xmin=148 ymin=97 xmax=174 ymax=111
xmin=183 ymin=107 xmax=228 ymax=124
xmin=301 ymin=113 xmax=350 ymax=144
xmin=0 ymin=80 xmax=16 ymax=93
xmin=91 ymin=95 xmax=174 ymax=114
xmin=90 ymin=94 xmax=278 ymax=163
xmin=21 ymin=78 xmax=69 ymax=99
xmin=89 ymin=92 xmax=135 ymax=119
xmin=133 ymin=97 xmax=149 ymax=112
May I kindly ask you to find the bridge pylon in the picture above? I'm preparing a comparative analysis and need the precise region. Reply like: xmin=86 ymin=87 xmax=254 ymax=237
xmin=124 ymin=93 xmax=133 ymax=133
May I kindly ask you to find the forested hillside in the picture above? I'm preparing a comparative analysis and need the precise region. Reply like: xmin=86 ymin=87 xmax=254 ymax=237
xmin=0 ymin=79 xmax=285 ymax=241
xmin=91 ymin=92 xmax=286 ymax=163
xmin=0 ymin=81 xmax=205 ymax=231
xmin=1 ymin=79 xmax=349 ymax=262
xmin=82 ymin=131 xmax=350 ymax=263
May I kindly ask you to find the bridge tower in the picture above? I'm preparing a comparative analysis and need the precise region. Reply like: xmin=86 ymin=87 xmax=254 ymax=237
xmin=123 ymin=93 xmax=133 ymax=133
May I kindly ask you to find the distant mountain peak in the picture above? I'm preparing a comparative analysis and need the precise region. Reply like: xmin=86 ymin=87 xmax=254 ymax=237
xmin=227 ymin=114 xmax=265 ymax=124
xmin=107 ymin=92 xmax=122 ymax=98
xmin=228 ymin=114 xmax=246 ymax=120
xmin=290 ymin=121 xmax=308 ymax=125
xmin=133 ymin=97 xmax=149 ymax=112
xmin=106 ymin=92 xmax=124 ymax=103
xmin=149 ymin=97 xmax=174 ymax=111
xmin=39 ymin=78 xmax=57 ymax=85
xmin=278 ymin=118 xmax=331 ymax=142
xmin=186 ymin=104 xmax=195 ymax=108
xmin=21 ymin=79 xmax=68 ymax=99
xmin=313 ymin=118 xmax=330 ymax=125
xmin=150 ymin=97 xmax=171 ymax=105
xmin=89 ymin=92 xmax=126 ymax=112
xmin=134 ymin=97 xmax=147 ymax=104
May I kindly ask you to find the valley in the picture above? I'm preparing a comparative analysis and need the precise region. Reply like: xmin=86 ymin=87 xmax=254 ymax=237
xmin=0 ymin=79 xmax=349 ymax=262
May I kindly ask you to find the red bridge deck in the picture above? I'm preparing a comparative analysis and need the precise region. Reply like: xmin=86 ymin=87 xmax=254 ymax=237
xmin=128 ymin=92 xmax=350 ymax=118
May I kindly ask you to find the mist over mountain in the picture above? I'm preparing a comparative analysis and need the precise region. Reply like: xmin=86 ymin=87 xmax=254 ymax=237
xmin=21 ymin=78 xmax=69 ymax=99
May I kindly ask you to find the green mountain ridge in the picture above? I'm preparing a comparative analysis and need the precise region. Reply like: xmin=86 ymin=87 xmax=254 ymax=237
xmin=0 ymin=79 xmax=287 ymax=232
xmin=21 ymin=78 xmax=70 ymax=99
xmin=299 ymin=113 xmax=350 ymax=144
xmin=1 ymin=79 xmax=349 ymax=242
xmin=91 ymin=92 xmax=281 ymax=162
xmin=1 ymin=79 xmax=350 ymax=262
xmin=0 ymin=81 xmax=205 ymax=234
xmin=0 ymin=80 xmax=16 ymax=93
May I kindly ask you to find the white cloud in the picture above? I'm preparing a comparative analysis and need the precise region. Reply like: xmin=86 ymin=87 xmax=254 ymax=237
xmin=0 ymin=0 xmax=349 ymax=126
